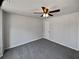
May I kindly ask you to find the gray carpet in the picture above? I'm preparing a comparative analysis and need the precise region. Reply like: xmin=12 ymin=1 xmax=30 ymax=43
xmin=0 ymin=38 xmax=79 ymax=59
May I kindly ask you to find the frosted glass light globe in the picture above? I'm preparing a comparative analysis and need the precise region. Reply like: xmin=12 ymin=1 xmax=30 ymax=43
xmin=43 ymin=13 xmax=49 ymax=17
xmin=43 ymin=14 xmax=46 ymax=17
xmin=45 ymin=14 xmax=49 ymax=17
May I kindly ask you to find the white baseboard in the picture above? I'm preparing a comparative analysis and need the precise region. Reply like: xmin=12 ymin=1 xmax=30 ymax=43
xmin=0 ymin=54 xmax=3 ymax=58
xmin=5 ymin=36 xmax=79 ymax=51
xmin=44 ymin=38 xmax=79 ymax=51
xmin=0 ymin=47 xmax=3 ymax=58
xmin=0 ymin=51 xmax=3 ymax=58
xmin=5 ymin=36 xmax=43 ymax=49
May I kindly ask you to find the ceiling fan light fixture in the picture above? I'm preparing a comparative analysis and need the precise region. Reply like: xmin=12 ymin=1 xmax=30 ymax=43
xmin=34 ymin=6 xmax=60 ymax=18
xmin=43 ymin=13 xmax=49 ymax=17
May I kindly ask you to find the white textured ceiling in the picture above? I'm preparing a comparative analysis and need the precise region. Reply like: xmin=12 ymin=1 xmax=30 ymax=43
xmin=1 ymin=0 xmax=79 ymax=17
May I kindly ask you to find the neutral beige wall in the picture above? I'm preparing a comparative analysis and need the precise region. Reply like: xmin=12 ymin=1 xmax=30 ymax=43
xmin=3 ymin=12 xmax=43 ymax=49
xmin=47 ymin=12 xmax=79 ymax=50
xmin=0 ymin=9 xmax=3 ymax=57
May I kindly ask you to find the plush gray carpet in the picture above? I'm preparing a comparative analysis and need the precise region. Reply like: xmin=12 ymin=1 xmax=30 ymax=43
xmin=0 ymin=38 xmax=79 ymax=59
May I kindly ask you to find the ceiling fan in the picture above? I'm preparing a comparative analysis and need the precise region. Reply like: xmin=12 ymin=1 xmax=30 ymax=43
xmin=34 ymin=7 xmax=60 ymax=17
xmin=0 ymin=0 xmax=4 ymax=7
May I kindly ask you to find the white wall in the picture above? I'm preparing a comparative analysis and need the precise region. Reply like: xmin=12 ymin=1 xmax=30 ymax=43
xmin=0 ymin=9 xmax=3 ymax=57
xmin=3 ymin=12 xmax=43 ymax=49
xmin=45 ymin=12 xmax=79 ymax=50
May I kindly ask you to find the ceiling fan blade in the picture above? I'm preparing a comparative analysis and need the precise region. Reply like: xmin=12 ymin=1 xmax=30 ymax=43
xmin=49 ymin=9 xmax=60 ymax=13
xmin=0 ymin=0 xmax=4 ymax=7
xmin=46 ymin=9 xmax=49 ymax=14
xmin=41 ymin=7 xmax=46 ymax=12
xmin=48 ymin=13 xmax=53 ymax=16
xmin=41 ymin=7 xmax=49 ymax=14
xmin=34 ymin=12 xmax=43 ymax=14
xmin=41 ymin=15 xmax=43 ymax=17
